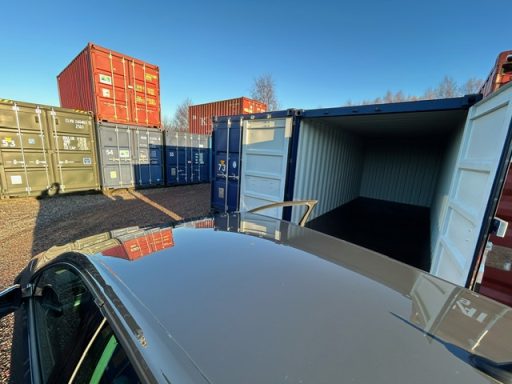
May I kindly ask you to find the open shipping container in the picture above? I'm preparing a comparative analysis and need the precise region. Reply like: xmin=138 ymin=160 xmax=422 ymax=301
xmin=0 ymin=99 xmax=100 ymax=197
xmin=165 ymin=131 xmax=210 ymax=185
xmin=212 ymin=83 xmax=512 ymax=288
xmin=96 ymin=122 xmax=164 ymax=190
xmin=58 ymin=43 xmax=161 ymax=128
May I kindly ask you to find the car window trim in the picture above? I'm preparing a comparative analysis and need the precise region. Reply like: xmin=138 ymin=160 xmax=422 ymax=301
xmin=68 ymin=317 xmax=107 ymax=383
xmin=27 ymin=257 xmax=156 ymax=383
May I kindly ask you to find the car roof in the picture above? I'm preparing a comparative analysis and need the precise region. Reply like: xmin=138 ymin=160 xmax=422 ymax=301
xmin=39 ymin=212 xmax=512 ymax=383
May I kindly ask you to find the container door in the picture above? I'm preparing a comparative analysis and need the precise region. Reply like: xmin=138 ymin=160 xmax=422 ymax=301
xmin=127 ymin=60 xmax=160 ymax=128
xmin=46 ymin=109 xmax=99 ymax=193
xmin=97 ymin=125 xmax=134 ymax=189
xmin=239 ymin=117 xmax=293 ymax=219
xmin=211 ymin=118 xmax=242 ymax=212
xmin=0 ymin=103 xmax=53 ymax=196
xmin=432 ymin=83 xmax=512 ymax=287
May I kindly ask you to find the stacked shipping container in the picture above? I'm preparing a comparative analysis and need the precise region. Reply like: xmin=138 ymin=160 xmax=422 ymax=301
xmin=189 ymin=97 xmax=266 ymax=134
xmin=58 ymin=43 xmax=166 ymax=190
xmin=58 ymin=43 xmax=161 ymax=128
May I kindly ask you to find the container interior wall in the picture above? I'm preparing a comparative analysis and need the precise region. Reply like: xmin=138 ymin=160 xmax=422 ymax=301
xmin=359 ymin=138 xmax=443 ymax=207
xmin=291 ymin=119 xmax=364 ymax=223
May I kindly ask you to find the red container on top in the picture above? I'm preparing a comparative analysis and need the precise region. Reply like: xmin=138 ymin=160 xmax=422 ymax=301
xmin=189 ymin=97 xmax=267 ymax=134
xmin=57 ymin=43 xmax=161 ymax=128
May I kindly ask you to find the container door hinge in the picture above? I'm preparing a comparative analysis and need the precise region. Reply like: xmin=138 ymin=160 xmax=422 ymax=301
xmin=490 ymin=217 xmax=508 ymax=238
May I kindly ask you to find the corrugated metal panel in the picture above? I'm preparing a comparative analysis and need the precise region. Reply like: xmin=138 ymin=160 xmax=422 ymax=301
xmin=189 ymin=97 xmax=267 ymax=134
xmin=58 ymin=43 xmax=161 ymax=128
xmin=133 ymin=129 xmax=164 ymax=187
xmin=165 ymin=131 xmax=211 ymax=185
xmin=360 ymin=139 xmax=443 ymax=207
xmin=480 ymin=50 xmax=512 ymax=98
xmin=46 ymin=107 xmax=100 ymax=193
xmin=211 ymin=117 xmax=243 ymax=211
xmin=96 ymin=122 xmax=135 ymax=189
xmin=291 ymin=119 xmax=364 ymax=222
xmin=0 ymin=99 xmax=100 ymax=197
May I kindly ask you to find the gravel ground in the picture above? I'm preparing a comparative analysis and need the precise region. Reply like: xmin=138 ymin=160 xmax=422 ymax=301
xmin=0 ymin=184 xmax=210 ymax=383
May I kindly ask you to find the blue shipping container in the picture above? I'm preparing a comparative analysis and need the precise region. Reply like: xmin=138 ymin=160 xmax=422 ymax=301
xmin=211 ymin=117 xmax=243 ymax=212
xmin=165 ymin=131 xmax=210 ymax=186
xmin=134 ymin=129 xmax=165 ymax=187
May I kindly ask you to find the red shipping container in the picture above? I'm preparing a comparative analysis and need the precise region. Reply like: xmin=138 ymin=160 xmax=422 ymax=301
xmin=480 ymin=50 xmax=512 ymax=98
xmin=103 ymin=228 xmax=174 ymax=261
xmin=189 ymin=97 xmax=267 ymax=134
xmin=57 ymin=43 xmax=161 ymax=128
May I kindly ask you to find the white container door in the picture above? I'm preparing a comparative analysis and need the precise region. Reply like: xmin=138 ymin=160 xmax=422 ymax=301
xmin=239 ymin=117 xmax=293 ymax=219
xmin=432 ymin=83 xmax=512 ymax=286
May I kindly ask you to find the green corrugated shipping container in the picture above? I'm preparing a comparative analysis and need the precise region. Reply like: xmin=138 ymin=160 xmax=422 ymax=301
xmin=0 ymin=99 xmax=100 ymax=197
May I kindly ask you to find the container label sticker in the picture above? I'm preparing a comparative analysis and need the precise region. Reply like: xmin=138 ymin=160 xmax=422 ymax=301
xmin=2 ymin=137 xmax=15 ymax=147
xmin=171 ymin=168 xmax=176 ymax=176
xmin=218 ymin=187 xmax=225 ymax=199
xmin=11 ymin=175 xmax=22 ymax=185
xmin=64 ymin=118 xmax=88 ymax=130
xmin=119 ymin=150 xmax=130 ymax=158
xmin=169 ymin=152 xmax=175 ymax=157
xmin=218 ymin=160 xmax=226 ymax=174
xmin=147 ymin=98 xmax=157 ymax=106
xmin=150 ymin=150 xmax=157 ymax=157
xmin=102 ymin=88 xmax=111 ymax=98
xmin=145 ymin=73 xmax=157 ymax=82
xmin=83 ymin=157 xmax=92 ymax=165
xmin=99 ymin=74 xmax=112 ymax=85
xmin=232 ymin=161 xmax=237 ymax=169
xmin=28 ymin=138 xmax=36 ymax=145
xmin=110 ymin=171 xmax=118 ymax=179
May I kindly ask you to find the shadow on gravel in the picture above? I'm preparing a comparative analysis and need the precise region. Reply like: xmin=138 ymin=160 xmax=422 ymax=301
xmin=5 ymin=184 xmax=211 ymax=383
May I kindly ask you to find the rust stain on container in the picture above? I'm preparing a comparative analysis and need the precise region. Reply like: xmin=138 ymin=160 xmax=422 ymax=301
xmin=57 ymin=43 xmax=161 ymax=128
xmin=189 ymin=97 xmax=267 ymax=134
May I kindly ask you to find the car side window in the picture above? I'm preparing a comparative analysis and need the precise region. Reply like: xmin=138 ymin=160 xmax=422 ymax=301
xmin=33 ymin=265 xmax=103 ymax=382
xmin=71 ymin=321 xmax=141 ymax=383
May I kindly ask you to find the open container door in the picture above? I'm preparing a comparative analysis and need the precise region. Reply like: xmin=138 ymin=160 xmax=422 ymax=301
xmin=432 ymin=83 xmax=512 ymax=287
xmin=239 ymin=116 xmax=293 ymax=219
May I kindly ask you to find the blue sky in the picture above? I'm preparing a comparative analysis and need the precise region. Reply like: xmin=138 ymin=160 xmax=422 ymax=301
xmin=0 ymin=0 xmax=509 ymax=118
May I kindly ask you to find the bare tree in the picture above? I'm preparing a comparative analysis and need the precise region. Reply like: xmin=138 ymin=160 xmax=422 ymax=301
xmin=251 ymin=74 xmax=280 ymax=111
xmin=460 ymin=77 xmax=484 ymax=95
xmin=162 ymin=114 xmax=173 ymax=130
xmin=168 ymin=98 xmax=192 ymax=132
xmin=435 ymin=76 xmax=459 ymax=98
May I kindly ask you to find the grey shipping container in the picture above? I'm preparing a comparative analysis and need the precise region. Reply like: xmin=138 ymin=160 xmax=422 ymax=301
xmin=212 ymin=83 xmax=512 ymax=289
xmin=96 ymin=122 xmax=164 ymax=190
xmin=0 ymin=99 xmax=100 ymax=197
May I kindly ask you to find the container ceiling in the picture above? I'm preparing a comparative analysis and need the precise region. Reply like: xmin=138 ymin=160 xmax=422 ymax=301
xmin=304 ymin=109 xmax=468 ymax=138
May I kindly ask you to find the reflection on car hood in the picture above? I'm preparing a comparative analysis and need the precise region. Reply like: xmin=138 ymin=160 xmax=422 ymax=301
xmin=33 ymin=212 xmax=512 ymax=383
